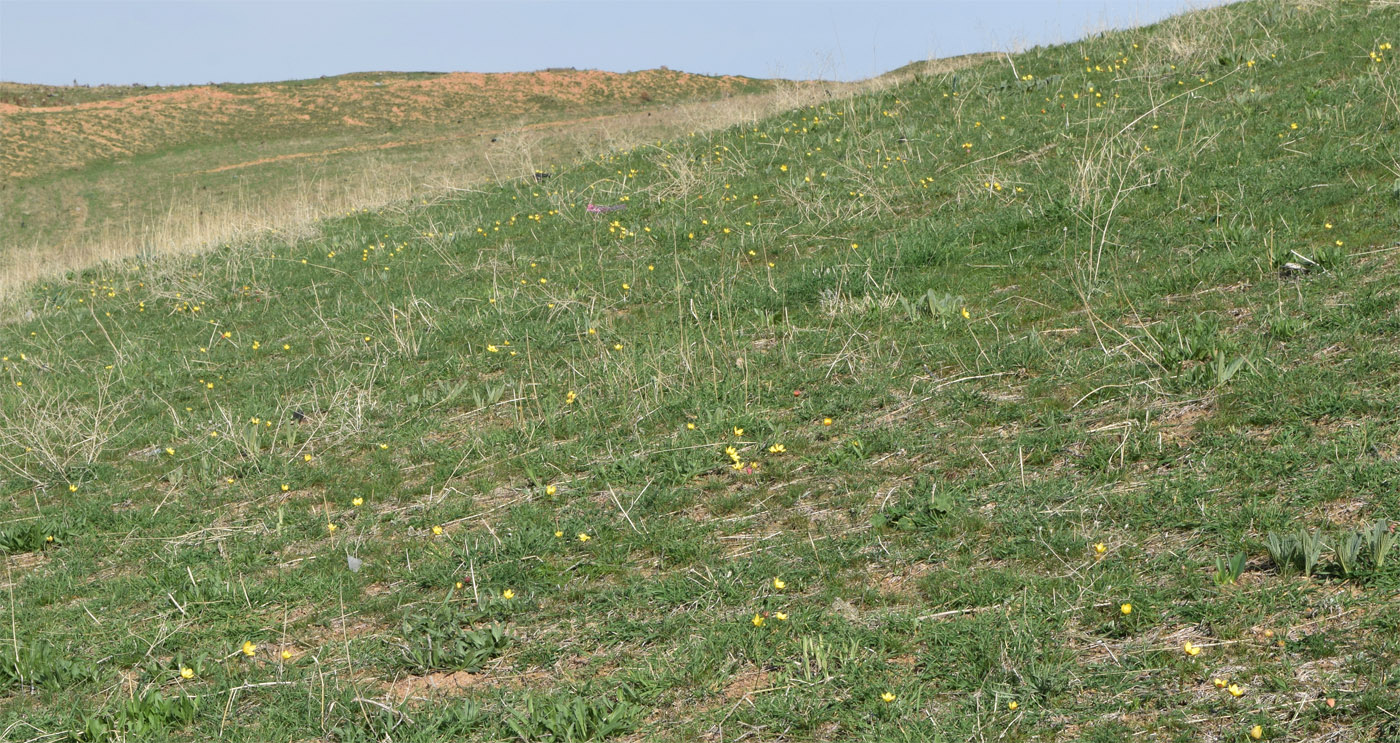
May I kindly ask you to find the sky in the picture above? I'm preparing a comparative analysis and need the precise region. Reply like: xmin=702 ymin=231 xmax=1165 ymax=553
xmin=0 ymin=0 xmax=1233 ymax=87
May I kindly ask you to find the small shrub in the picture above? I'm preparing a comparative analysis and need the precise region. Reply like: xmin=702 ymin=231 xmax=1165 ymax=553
xmin=396 ymin=605 xmax=509 ymax=673
xmin=1211 ymin=350 xmax=1253 ymax=387
xmin=1361 ymin=520 xmax=1394 ymax=569
xmin=0 ymin=639 xmax=100 ymax=692
xmin=897 ymin=289 xmax=965 ymax=325
xmin=1333 ymin=531 xmax=1363 ymax=578
xmin=871 ymin=479 xmax=955 ymax=532
xmin=503 ymin=692 xmax=641 ymax=743
xmin=0 ymin=519 xmax=72 ymax=555
xmin=1263 ymin=522 xmax=1393 ymax=580
xmin=1155 ymin=315 xmax=1219 ymax=369
xmin=1213 ymin=551 xmax=1247 ymax=585
xmin=72 ymin=689 xmax=199 ymax=741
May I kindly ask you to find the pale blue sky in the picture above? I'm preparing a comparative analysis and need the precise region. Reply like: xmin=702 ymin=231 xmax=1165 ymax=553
xmin=0 ymin=1 xmax=1232 ymax=86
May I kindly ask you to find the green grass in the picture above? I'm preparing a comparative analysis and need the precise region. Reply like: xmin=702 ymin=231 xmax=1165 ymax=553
xmin=2 ymin=1 xmax=1399 ymax=741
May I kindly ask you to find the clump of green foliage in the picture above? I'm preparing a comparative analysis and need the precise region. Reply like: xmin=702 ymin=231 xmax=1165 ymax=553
xmin=1264 ymin=521 xmax=1394 ymax=579
xmin=397 ymin=605 xmax=510 ymax=673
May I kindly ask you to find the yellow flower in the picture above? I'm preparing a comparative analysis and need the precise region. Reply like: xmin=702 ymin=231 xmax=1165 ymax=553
xmin=282 ymin=649 xmax=293 ymax=660
xmin=751 ymin=613 xmax=765 ymax=627
xmin=432 ymin=525 xmax=443 ymax=536
xmin=180 ymin=667 xmax=194 ymax=679
xmin=822 ymin=418 xmax=833 ymax=426
xmin=546 ymin=485 xmax=557 ymax=495
xmin=686 ymin=423 xmax=696 ymax=430
xmin=961 ymin=307 xmax=970 ymax=319
xmin=502 ymin=589 xmax=515 ymax=600
xmin=281 ymin=484 xmax=290 ymax=492
xmin=1183 ymin=641 xmax=1201 ymax=656
xmin=577 ymin=532 xmax=590 ymax=542
xmin=352 ymin=497 xmax=363 ymax=507
xmin=303 ymin=454 xmax=313 ymax=462
xmin=165 ymin=447 xmax=175 ymax=455
xmin=773 ymin=577 xmax=786 ymax=590
xmin=733 ymin=427 xmax=744 ymax=437
xmin=68 ymin=484 xmax=78 ymax=492
xmin=456 ymin=581 xmax=464 ymax=589
xmin=621 ymin=283 xmax=630 ymax=291
xmin=565 ymin=390 xmax=577 ymax=404
xmin=1120 ymin=603 xmax=1132 ymax=615
xmin=1008 ymin=701 xmax=1019 ymax=710
xmin=327 ymin=523 xmax=337 ymax=533
xmin=768 ymin=443 xmax=786 ymax=454
xmin=242 ymin=641 xmax=257 ymax=657
xmin=555 ymin=530 xmax=564 ymax=538
xmin=1249 ymin=725 xmax=1263 ymax=739
xmin=487 ymin=345 xmax=499 ymax=353
xmin=774 ymin=612 xmax=788 ymax=621
xmin=1214 ymin=678 xmax=1228 ymax=689
xmin=1228 ymin=684 xmax=1244 ymax=697
xmin=881 ymin=692 xmax=896 ymax=703
xmin=1094 ymin=542 xmax=1107 ymax=556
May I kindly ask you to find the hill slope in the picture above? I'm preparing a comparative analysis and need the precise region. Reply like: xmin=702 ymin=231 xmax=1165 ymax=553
xmin=0 ymin=68 xmax=806 ymax=295
xmin=0 ymin=69 xmax=770 ymax=179
xmin=2 ymin=2 xmax=1398 ymax=741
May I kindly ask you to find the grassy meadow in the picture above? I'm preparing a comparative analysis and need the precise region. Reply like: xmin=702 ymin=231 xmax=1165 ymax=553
xmin=2 ymin=1 xmax=1399 ymax=741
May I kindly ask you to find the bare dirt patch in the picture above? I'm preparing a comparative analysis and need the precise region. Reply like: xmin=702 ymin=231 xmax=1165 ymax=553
xmin=385 ymin=666 xmax=552 ymax=703
xmin=386 ymin=669 xmax=489 ymax=698
xmin=720 ymin=667 xmax=772 ymax=702
xmin=1156 ymin=401 xmax=1212 ymax=444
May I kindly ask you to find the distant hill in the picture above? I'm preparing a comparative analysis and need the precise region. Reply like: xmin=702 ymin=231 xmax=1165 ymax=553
xmin=0 ymin=67 xmax=803 ymax=294
xmin=0 ymin=69 xmax=770 ymax=179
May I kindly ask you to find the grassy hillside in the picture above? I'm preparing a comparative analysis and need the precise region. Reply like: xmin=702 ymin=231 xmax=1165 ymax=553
xmin=2 ymin=2 xmax=1399 ymax=741
xmin=0 ymin=68 xmax=803 ymax=295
